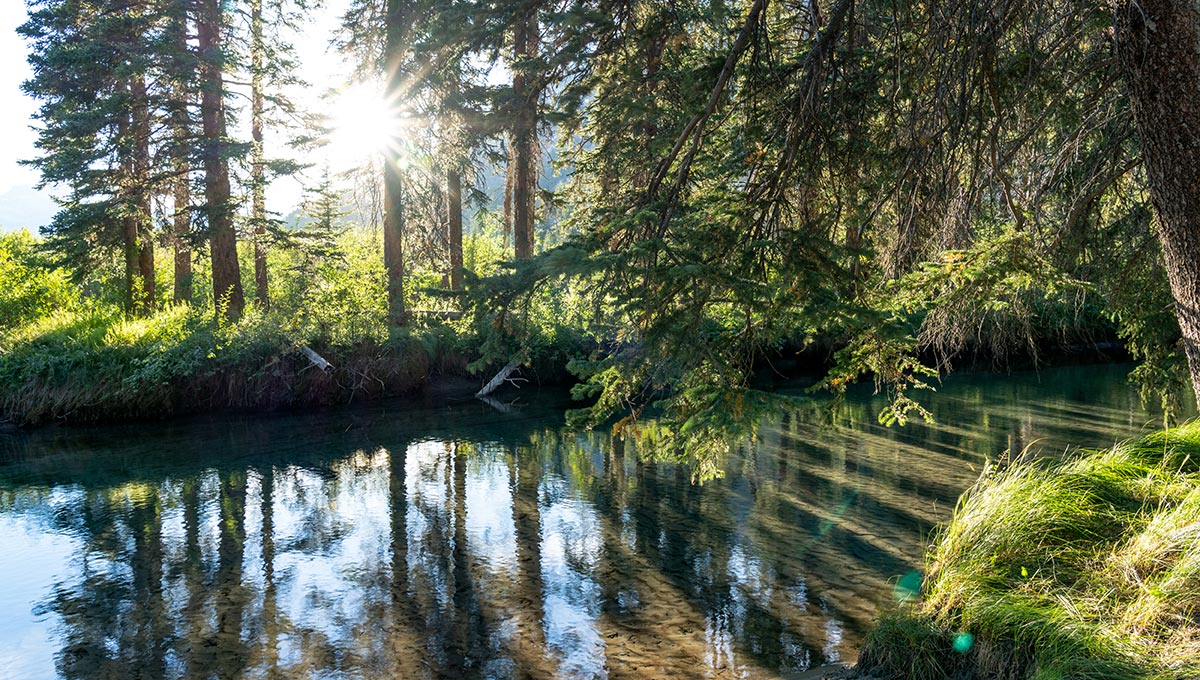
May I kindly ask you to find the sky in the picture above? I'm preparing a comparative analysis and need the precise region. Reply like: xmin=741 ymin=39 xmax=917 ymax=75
xmin=1 ymin=2 xmax=40 ymax=196
xmin=0 ymin=0 xmax=357 ymax=232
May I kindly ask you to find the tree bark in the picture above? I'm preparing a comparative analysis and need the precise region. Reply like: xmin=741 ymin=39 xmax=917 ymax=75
xmin=384 ymin=0 xmax=408 ymax=325
xmin=121 ymin=209 xmax=139 ymax=316
xmin=172 ymin=116 xmax=192 ymax=304
xmin=170 ymin=9 xmax=192 ymax=305
xmin=198 ymin=0 xmax=244 ymax=323
xmin=118 ymin=81 xmax=138 ymax=316
xmin=448 ymin=169 xmax=464 ymax=290
xmin=132 ymin=73 xmax=155 ymax=313
xmin=511 ymin=5 xmax=539 ymax=259
xmin=1114 ymin=0 xmax=1200 ymax=404
xmin=250 ymin=0 xmax=269 ymax=310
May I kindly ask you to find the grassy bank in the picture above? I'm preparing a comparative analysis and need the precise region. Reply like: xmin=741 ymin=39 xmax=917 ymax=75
xmin=0 ymin=230 xmax=594 ymax=426
xmin=856 ymin=426 xmax=1200 ymax=679
xmin=0 ymin=304 xmax=469 ymax=425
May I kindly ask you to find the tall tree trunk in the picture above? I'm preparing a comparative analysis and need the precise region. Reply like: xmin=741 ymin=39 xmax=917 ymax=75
xmin=1114 ymin=0 xmax=1200 ymax=404
xmin=132 ymin=73 xmax=155 ymax=313
xmin=511 ymin=6 xmax=539 ymax=259
xmin=122 ymin=212 xmax=139 ymax=315
xmin=173 ymin=116 xmax=192 ymax=304
xmin=119 ymin=82 xmax=138 ymax=316
xmin=250 ymin=0 xmax=269 ymax=310
xmin=448 ymin=169 xmax=463 ymax=290
xmin=170 ymin=9 xmax=192 ymax=304
xmin=383 ymin=156 xmax=407 ymax=325
xmin=383 ymin=0 xmax=408 ymax=325
xmin=198 ymin=0 xmax=244 ymax=323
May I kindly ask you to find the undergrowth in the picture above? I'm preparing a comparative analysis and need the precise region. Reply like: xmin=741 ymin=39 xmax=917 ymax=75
xmin=0 ymin=229 xmax=593 ymax=425
xmin=858 ymin=425 xmax=1200 ymax=679
xmin=0 ymin=304 xmax=465 ymax=424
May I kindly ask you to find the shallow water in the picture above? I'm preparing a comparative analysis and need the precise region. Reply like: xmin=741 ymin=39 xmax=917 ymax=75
xmin=0 ymin=363 xmax=1186 ymax=679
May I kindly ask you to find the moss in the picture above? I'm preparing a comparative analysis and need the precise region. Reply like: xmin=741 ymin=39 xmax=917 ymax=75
xmin=857 ymin=425 xmax=1200 ymax=680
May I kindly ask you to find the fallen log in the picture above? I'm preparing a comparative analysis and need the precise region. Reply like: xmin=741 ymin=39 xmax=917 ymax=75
xmin=476 ymin=359 xmax=523 ymax=399
xmin=299 ymin=344 xmax=334 ymax=371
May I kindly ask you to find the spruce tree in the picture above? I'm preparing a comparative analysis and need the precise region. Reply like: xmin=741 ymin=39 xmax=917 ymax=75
xmin=197 ymin=0 xmax=245 ymax=322
xmin=244 ymin=0 xmax=317 ymax=312
xmin=21 ymin=0 xmax=160 ymax=316
xmin=381 ymin=0 xmax=413 ymax=325
xmin=508 ymin=0 xmax=541 ymax=260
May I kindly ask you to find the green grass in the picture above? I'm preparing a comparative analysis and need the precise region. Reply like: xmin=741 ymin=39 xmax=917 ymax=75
xmin=858 ymin=426 xmax=1200 ymax=680
xmin=0 ymin=304 xmax=460 ymax=424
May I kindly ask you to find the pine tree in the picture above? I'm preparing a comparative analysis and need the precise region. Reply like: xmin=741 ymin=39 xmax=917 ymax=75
xmin=295 ymin=168 xmax=346 ymax=269
xmin=508 ymin=0 xmax=541 ymax=260
xmin=21 ymin=0 xmax=160 ymax=316
xmin=250 ymin=0 xmax=270 ymax=309
xmin=244 ymin=0 xmax=317 ymax=312
xmin=161 ymin=0 xmax=194 ymax=304
xmin=381 ymin=0 xmax=412 ymax=325
xmin=197 ymin=0 xmax=245 ymax=322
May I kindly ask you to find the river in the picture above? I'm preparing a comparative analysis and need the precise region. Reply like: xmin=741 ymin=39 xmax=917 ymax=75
xmin=0 ymin=363 xmax=1184 ymax=679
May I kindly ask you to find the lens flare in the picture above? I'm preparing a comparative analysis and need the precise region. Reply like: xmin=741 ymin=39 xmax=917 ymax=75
xmin=324 ymin=83 xmax=403 ymax=170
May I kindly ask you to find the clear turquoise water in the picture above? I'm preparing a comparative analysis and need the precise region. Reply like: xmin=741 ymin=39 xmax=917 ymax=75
xmin=0 ymin=363 xmax=1185 ymax=679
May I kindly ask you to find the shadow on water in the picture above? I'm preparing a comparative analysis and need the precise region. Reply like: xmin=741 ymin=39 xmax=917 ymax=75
xmin=0 ymin=363 xmax=1190 ymax=679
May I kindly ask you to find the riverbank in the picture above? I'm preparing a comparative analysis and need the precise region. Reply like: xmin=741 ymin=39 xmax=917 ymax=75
xmin=1 ymin=304 xmax=1133 ymax=430
xmin=844 ymin=425 xmax=1200 ymax=680
xmin=0 ymin=304 xmax=507 ymax=426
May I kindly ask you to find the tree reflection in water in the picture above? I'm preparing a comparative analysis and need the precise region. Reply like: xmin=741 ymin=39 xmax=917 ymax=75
xmin=0 ymin=363 xmax=1185 ymax=679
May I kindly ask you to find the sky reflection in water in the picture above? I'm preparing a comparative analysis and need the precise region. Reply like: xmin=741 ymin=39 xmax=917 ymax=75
xmin=0 ymin=363 xmax=1185 ymax=679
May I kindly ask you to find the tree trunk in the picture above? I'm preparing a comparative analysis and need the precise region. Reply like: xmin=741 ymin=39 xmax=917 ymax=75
xmin=122 ymin=214 xmax=139 ymax=315
xmin=132 ymin=74 xmax=155 ymax=313
xmin=511 ymin=6 xmax=539 ymax=259
xmin=383 ymin=0 xmax=408 ymax=325
xmin=198 ymin=0 xmax=244 ymax=323
xmin=1114 ymin=0 xmax=1200 ymax=404
xmin=250 ymin=0 xmax=269 ymax=310
xmin=118 ymin=82 xmax=138 ymax=316
xmin=170 ymin=10 xmax=192 ymax=305
xmin=448 ymin=169 xmax=464 ymax=290
xmin=172 ymin=118 xmax=192 ymax=304
xmin=383 ymin=157 xmax=407 ymax=325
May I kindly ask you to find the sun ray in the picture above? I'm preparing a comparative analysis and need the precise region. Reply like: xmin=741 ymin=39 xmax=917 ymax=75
xmin=323 ymin=82 xmax=404 ymax=172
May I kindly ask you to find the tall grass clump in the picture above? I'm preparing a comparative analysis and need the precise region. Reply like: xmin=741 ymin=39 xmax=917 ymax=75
xmin=858 ymin=425 xmax=1200 ymax=680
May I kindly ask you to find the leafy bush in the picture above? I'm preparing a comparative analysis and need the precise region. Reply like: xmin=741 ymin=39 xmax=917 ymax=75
xmin=0 ymin=231 xmax=77 ymax=334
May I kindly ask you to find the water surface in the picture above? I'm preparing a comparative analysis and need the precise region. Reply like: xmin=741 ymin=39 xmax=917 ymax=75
xmin=0 ymin=363 xmax=1184 ymax=679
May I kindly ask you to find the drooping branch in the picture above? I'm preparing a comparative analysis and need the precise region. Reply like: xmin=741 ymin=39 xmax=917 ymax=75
xmin=647 ymin=0 xmax=768 ymax=220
